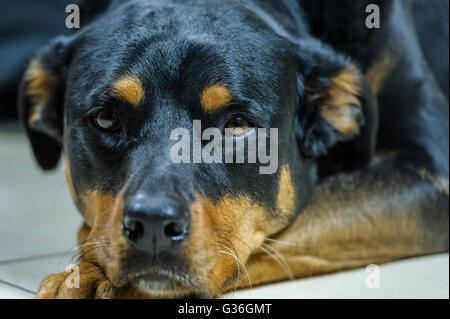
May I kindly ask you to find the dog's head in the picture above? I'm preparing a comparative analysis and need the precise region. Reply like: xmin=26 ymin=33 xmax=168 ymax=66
xmin=18 ymin=1 xmax=377 ymax=297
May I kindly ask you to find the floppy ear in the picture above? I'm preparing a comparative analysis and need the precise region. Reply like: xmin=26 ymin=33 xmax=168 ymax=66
xmin=295 ymin=43 xmax=378 ymax=171
xmin=18 ymin=36 xmax=75 ymax=170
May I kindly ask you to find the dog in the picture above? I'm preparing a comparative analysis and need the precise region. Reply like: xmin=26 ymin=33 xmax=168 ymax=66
xmin=18 ymin=0 xmax=448 ymax=298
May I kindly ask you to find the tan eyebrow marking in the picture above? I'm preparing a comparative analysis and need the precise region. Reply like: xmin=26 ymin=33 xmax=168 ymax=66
xmin=200 ymin=83 xmax=232 ymax=112
xmin=111 ymin=75 xmax=145 ymax=106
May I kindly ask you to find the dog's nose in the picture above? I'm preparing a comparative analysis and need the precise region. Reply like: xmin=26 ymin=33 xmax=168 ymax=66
xmin=122 ymin=194 xmax=189 ymax=256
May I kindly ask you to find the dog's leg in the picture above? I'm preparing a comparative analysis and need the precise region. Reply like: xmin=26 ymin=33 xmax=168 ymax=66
xmin=36 ymin=221 xmax=116 ymax=298
xmin=36 ymin=262 xmax=152 ymax=299
xmin=37 ymin=211 xmax=155 ymax=298
xmin=36 ymin=262 xmax=115 ymax=299
xmin=241 ymin=158 xmax=449 ymax=287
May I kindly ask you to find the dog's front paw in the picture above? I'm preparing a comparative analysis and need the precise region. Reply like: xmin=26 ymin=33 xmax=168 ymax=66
xmin=36 ymin=262 xmax=115 ymax=299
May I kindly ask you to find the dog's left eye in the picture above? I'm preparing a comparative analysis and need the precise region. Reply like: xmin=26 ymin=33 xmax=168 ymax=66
xmin=93 ymin=109 xmax=119 ymax=130
xmin=225 ymin=116 xmax=250 ymax=136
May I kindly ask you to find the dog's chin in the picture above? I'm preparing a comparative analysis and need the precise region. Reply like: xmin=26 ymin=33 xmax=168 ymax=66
xmin=106 ymin=252 xmax=212 ymax=298
xmin=129 ymin=271 xmax=206 ymax=298
xmin=134 ymin=274 xmax=191 ymax=298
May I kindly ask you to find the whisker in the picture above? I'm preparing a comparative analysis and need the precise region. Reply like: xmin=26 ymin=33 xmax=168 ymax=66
xmin=58 ymin=241 xmax=89 ymax=271
xmin=261 ymin=243 xmax=295 ymax=281
xmin=264 ymin=237 xmax=305 ymax=247
xmin=205 ymin=272 xmax=222 ymax=298
xmin=67 ymin=235 xmax=106 ymax=266
xmin=216 ymin=231 xmax=254 ymax=254
xmin=219 ymin=244 xmax=252 ymax=289
xmin=78 ymin=242 xmax=101 ymax=248
xmin=218 ymin=248 xmax=241 ymax=298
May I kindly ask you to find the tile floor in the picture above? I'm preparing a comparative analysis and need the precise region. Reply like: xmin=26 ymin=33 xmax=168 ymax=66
xmin=0 ymin=121 xmax=448 ymax=299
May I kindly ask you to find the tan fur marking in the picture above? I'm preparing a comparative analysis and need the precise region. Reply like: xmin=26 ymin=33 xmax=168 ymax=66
xmin=239 ymin=167 xmax=449 ymax=288
xmin=184 ymin=193 xmax=285 ymax=296
xmin=111 ymin=75 xmax=145 ymax=106
xmin=24 ymin=60 xmax=51 ymax=125
xmin=200 ymin=83 xmax=232 ymax=112
xmin=319 ymin=65 xmax=362 ymax=135
xmin=331 ymin=65 xmax=361 ymax=96
xmin=64 ymin=155 xmax=77 ymax=201
xmin=96 ymin=191 xmax=127 ymax=282
xmin=79 ymin=190 xmax=115 ymax=229
xmin=366 ymin=49 xmax=396 ymax=95
xmin=77 ymin=223 xmax=91 ymax=246
xmin=28 ymin=112 xmax=41 ymax=125
xmin=321 ymin=102 xmax=360 ymax=135
xmin=276 ymin=165 xmax=296 ymax=216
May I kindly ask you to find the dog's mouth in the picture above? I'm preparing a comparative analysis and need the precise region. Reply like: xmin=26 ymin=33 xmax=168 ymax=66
xmin=134 ymin=273 xmax=199 ymax=298
xmin=115 ymin=265 xmax=209 ymax=298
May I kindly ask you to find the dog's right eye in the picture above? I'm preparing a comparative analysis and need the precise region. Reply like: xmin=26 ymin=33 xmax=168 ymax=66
xmin=93 ymin=109 xmax=119 ymax=130
xmin=225 ymin=116 xmax=251 ymax=137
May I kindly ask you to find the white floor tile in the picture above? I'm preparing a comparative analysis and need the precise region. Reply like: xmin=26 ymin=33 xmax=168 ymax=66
xmin=0 ymin=122 xmax=82 ymax=261
xmin=0 ymin=280 xmax=34 ymax=299
xmin=0 ymin=253 xmax=76 ymax=294
xmin=225 ymin=254 xmax=449 ymax=299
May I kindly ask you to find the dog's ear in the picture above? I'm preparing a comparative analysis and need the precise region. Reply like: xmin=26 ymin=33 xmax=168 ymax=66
xmin=295 ymin=43 xmax=378 ymax=168
xmin=18 ymin=36 xmax=75 ymax=170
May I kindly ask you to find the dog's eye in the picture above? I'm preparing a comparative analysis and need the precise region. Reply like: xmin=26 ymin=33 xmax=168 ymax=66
xmin=93 ymin=109 xmax=119 ymax=130
xmin=225 ymin=116 xmax=250 ymax=136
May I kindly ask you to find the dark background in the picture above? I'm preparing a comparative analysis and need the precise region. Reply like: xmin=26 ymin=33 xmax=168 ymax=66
xmin=0 ymin=0 xmax=110 ymax=120
xmin=0 ymin=0 xmax=71 ymax=120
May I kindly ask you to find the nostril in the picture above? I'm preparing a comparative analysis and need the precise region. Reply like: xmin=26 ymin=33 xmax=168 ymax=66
xmin=164 ymin=221 xmax=186 ymax=239
xmin=123 ymin=220 xmax=145 ymax=242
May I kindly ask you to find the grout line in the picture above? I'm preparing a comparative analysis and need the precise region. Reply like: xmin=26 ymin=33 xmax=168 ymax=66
xmin=0 ymin=278 xmax=36 ymax=295
xmin=0 ymin=252 xmax=66 ymax=265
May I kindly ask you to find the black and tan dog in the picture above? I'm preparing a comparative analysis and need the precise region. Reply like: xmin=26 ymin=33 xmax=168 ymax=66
xmin=18 ymin=0 xmax=448 ymax=298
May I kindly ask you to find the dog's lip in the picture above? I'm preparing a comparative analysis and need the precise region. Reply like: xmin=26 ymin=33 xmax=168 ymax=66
xmin=127 ymin=267 xmax=199 ymax=291
xmin=129 ymin=269 xmax=207 ymax=297
xmin=133 ymin=268 xmax=189 ymax=283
